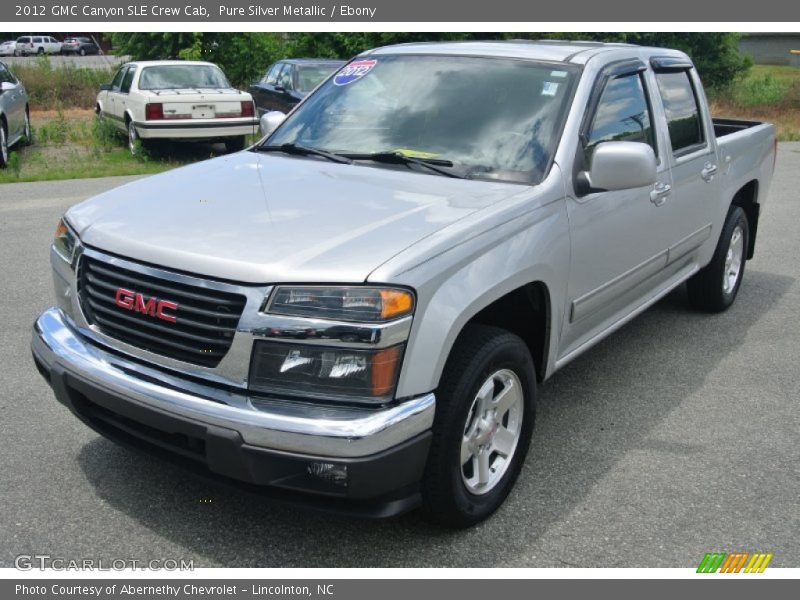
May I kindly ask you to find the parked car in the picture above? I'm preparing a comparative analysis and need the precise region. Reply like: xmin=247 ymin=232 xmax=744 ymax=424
xmin=15 ymin=36 xmax=62 ymax=56
xmin=0 ymin=41 xmax=17 ymax=57
xmin=0 ymin=61 xmax=31 ymax=167
xmin=249 ymin=58 xmax=344 ymax=116
xmin=61 ymin=37 xmax=99 ymax=56
xmin=34 ymin=42 xmax=776 ymax=527
xmin=96 ymin=60 xmax=258 ymax=154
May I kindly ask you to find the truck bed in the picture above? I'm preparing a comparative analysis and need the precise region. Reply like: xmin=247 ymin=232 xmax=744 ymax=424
xmin=713 ymin=117 xmax=767 ymax=139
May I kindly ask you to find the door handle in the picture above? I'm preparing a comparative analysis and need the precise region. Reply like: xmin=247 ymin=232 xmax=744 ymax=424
xmin=650 ymin=182 xmax=672 ymax=206
xmin=701 ymin=162 xmax=718 ymax=182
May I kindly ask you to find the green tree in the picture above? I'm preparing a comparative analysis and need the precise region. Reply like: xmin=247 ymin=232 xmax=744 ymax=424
xmin=108 ymin=32 xmax=285 ymax=87
xmin=109 ymin=32 xmax=750 ymax=90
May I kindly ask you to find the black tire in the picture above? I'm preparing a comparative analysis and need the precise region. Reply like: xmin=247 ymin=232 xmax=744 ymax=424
xmin=22 ymin=108 xmax=32 ymax=146
xmin=37 ymin=47 xmax=44 ymax=55
xmin=0 ymin=122 xmax=8 ymax=168
xmin=225 ymin=136 xmax=247 ymax=153
xmin=687 ymin=205 xmax=749 ymax=312
xmin=79 ymin=48 xmax=86 ymax=57
xmin=421 ymin=324 xmax=536 ymax=528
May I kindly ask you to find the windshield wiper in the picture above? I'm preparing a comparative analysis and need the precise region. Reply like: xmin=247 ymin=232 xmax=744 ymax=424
xmin=254 ymin=143 xmax=353 ymax=165
xmin=342 ymin=151 xmax=465 ymax=179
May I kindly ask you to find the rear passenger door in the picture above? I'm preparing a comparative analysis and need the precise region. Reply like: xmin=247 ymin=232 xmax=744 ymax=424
xmin=561 ymin=62 xmax=674 ymax=358
xmin=650 ymin=63 xmax=719 ymax=266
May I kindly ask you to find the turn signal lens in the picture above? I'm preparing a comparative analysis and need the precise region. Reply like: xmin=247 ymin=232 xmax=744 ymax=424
xmin=266 ymin=286 xmax=415 ymax=322
xmin=53 ymin=218 xmax=77 ymax=263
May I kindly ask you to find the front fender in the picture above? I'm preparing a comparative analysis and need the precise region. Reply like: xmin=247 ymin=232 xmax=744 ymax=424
xmin=371 ymin=169 xmax=571 ymax=399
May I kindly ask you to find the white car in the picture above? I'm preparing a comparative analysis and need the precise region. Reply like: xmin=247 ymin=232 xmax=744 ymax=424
xmin=0 ymin=41 xmax=17 ymax=57
xmin=15 ymin=36 xmax=62 ymax=56
xmin=96 ymin=60 xmax=258 ymax=154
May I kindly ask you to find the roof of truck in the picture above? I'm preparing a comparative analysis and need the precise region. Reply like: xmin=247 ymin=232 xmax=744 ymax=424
xmin=364 ymin=40 xmax=686 ymax=65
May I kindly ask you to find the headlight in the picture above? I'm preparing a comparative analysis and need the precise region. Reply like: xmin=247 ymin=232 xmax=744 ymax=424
xmin=249 ymin=341 xmax=404 ymax=404
xmin=265 ymin=286 xmax=414 ymax=322
xmin=53 ymin=218 xmax=77 ymax=263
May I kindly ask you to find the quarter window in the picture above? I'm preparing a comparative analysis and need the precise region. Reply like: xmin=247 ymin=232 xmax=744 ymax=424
xmin=655 ymin=70 xmax=704 ymax=153
xmin=587 ymin=72 xmax=655 ymax=154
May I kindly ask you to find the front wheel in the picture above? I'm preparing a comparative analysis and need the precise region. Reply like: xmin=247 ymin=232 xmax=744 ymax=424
xmin=687 ymin=205 xmax=749 ymax=312
xmin=0 ymin=124 xmax=9 ymax=168
xmin=421 ymin=324 xmax=536 ymax=528
xmin=79 ymin=48 xmax=86 ymax=57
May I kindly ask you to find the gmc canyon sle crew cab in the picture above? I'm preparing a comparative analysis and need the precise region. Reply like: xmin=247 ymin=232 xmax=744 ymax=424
xmin=32 ymin=41 xmax=776 ymax=527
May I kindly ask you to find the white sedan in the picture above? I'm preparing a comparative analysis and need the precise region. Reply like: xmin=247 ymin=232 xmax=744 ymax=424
xmin=96 ymin=60 xmax=258 ymax=154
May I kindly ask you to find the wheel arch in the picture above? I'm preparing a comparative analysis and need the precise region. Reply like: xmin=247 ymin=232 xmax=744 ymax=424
xmin=730 ymin=179 xmax=759 ymax=259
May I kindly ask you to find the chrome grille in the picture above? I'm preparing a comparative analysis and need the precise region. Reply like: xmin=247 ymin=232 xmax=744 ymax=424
xmin=77 ymin=255 xmax=247 ymax=367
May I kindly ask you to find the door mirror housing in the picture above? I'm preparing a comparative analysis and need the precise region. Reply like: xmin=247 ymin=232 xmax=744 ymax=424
xmin=583 ymin=142 xmax=657 ymax=192
xmin=0 ymin=81 xmax=15 ymax=93
xmin=260 ymin=111 xmax=286 ymax=137
xmin=99 ymin=83 xmax=111 ymax=91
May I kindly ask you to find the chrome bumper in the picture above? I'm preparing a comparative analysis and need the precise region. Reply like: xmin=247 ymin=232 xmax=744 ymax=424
xmin=32 ymin=307 xmax=435 ymax=459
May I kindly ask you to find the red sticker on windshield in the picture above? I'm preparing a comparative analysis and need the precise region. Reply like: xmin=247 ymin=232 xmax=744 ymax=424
xmin=334 ymin=60 xmax=377 ymax=86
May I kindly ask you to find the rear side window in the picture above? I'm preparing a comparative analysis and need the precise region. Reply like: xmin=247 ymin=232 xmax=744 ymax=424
xmin=655 ymin=71 xmax=704 ymax=153
xmin=587 ymin=72 xmax=655 ymax=154
xmin=120 ymin=67 xmax=135 ymax=93
xmin=110 ymin=66 xmax=126 ymax=91
xmin=0 ymin=64 xmax=15 ymax=84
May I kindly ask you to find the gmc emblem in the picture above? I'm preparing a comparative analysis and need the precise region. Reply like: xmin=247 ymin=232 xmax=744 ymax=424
xmin=114 ymin=287 xmax=178 ymax=323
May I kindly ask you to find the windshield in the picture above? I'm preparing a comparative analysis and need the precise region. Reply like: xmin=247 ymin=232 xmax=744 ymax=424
xmin=139 ymin=65 xmax=232 ymax=90
xmin=265 ymin=55 xmax=576 ymax=183
xmin=295 ymin=63 xmax=342 ymax=94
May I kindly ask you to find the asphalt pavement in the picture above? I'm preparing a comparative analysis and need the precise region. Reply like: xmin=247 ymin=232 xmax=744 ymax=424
xmin=1 ymin=147 xmax=799 ymax=568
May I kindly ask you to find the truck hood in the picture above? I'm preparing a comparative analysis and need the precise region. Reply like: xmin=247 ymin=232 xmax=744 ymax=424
xmin=66 ymin=152 xmax=523 ymax=284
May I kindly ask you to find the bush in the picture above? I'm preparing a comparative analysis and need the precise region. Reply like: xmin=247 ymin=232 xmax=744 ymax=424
xmin=13 ymin=58 xmax=115 ymax=110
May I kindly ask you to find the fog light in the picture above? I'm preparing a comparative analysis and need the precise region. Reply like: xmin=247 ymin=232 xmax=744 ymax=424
xmin=308 ymin=462 xmax=348 ymax=486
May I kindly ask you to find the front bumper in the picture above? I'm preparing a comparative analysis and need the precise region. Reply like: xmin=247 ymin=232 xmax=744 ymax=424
xmin=134 ymin=119 xmax=258 ymax=140
xmin=32 ymin=307 xmax=435 ymax=516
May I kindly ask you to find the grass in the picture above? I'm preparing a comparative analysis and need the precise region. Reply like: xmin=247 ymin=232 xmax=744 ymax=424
xmin=709 ymin=64 xmax=800 ymax=141
xmin=12 ymin=56 xmax=118 ymax=110
xmin=0 ymin=109 xmax=246 ymax=184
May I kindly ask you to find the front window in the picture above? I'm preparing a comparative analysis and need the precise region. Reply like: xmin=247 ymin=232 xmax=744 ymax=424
xmin=138 ymin=64 xmax=232 ymax=91
xmin=265 ymin=55 xmax=577 ymax=184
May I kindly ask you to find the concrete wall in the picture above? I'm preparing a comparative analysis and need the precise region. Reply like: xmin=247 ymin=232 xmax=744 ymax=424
xmin=739 ymin=33 xmax=800 ymax=66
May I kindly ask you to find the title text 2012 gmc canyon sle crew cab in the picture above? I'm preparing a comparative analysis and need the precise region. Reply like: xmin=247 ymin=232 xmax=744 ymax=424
xmin=32 ymin=41 xmax=776 ymax=527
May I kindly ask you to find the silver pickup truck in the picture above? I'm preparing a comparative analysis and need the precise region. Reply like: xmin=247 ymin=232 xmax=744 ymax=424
xmin=32 ymin=41 xmax=776 ymax=527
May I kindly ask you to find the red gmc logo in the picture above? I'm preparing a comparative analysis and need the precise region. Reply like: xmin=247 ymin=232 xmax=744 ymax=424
xmin=114 ymin=287 xmax=178 ymax=323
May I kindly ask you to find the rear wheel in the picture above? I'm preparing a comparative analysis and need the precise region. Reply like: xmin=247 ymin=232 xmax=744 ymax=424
xmin=79 ymin=48 xmax=87 ymax=57
xmin=421 ymin=324 xmax=536 ymax=528
xmin=687 ymin=205 xmax=749 ymax=312
xmin=22 ymin=109 xmax=32 ymax=145
xmin=127 ymin=120 xmax=144 ymax=156
xmin=225 ymin=136 xmax=247 ymax=153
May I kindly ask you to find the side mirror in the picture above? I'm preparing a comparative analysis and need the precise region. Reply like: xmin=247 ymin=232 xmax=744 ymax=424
xmin=99 ymin=83 xmax=111 ymax=91
xmin=260 ymin=111 xmax=286 ymax=137
xmin=0 ymin=81 xmax=15 ymax=93
xmin=274 ymin=85 xmax=287 ymax=93
xmin=583 ymin=142 xmax=657 ymax=192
